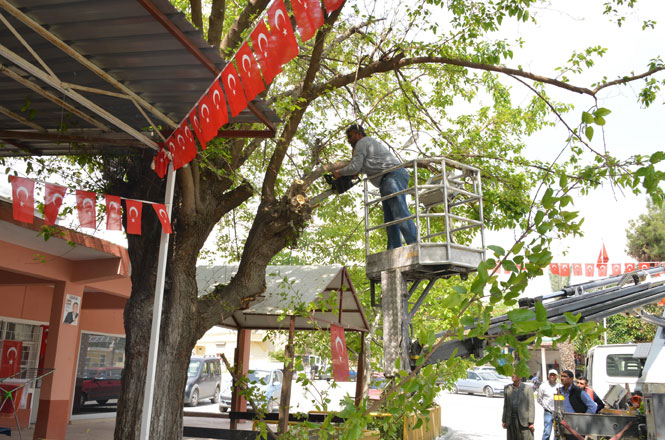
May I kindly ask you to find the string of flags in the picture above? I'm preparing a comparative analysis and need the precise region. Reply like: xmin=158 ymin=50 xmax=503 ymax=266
xmin=152 ymin=0 xmax=344 ymax=177
xmin=9 ymin=175 xmax=172 ymax=235
xmin=548 ymin=262 xmax=663 ymax=277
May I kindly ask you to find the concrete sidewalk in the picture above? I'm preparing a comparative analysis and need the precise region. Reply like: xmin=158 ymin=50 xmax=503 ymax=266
xmin=6 ymin=416 xmax=254 ymax=439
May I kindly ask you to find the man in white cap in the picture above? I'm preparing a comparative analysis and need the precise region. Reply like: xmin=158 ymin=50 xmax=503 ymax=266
xmin=537 ymin=369 xmax=560 ymax=440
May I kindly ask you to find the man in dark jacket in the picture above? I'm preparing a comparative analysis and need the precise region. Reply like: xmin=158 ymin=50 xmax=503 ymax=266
xmin=559 ymin=370 xmax=597 ymax=439
xmin=502 ymin=374 xmax=535 ymax=440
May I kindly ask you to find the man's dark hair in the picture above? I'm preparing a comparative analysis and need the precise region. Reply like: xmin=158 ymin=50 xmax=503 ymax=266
xmin=562 ymin=369 xmax=574 ymax=378
xmin=345 ymin=124 xmax=366 ymax=136
xmin=579 ymin=376 xmax=588 ymax=382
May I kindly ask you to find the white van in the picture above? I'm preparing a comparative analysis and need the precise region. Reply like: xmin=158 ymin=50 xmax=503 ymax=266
xmin=586 ymin=344 xmax=643 ymax=399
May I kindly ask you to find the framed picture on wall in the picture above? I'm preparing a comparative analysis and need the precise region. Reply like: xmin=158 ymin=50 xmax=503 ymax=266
xmin=63 ymin=294 xmax=81 ymax=326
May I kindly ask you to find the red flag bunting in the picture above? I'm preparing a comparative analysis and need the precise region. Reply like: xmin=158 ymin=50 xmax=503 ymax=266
xmin=268 ymin=0 xmax=299 ymax=67
xmin=572 ymin=263 xmax=582 ymax=276
xmin=174 ymin=125 xmax=197 ymax=167
xmin=125 ymin=199 xmax=142 ymax=235
xmin=165 ymin=136 xmax=184 ymax=171
xmin=597 ymin=243 xmax=609 ymax=264
xmin=76 ymin=190 xmax=96 ymax=229
xmin=222 ymin=63 xmax=248 ymax=117
xmin=549 ymin=263 xmax=559 ymax=275
xmin=9 ymin=176 xmax=34 ymax=223
xmin=153 ymin=203 xmax=172 ymax=234
xmin=153 ymin=145 xmax=169 ymax=178
xmin=198 ymin=92 xmax=219 ymax=143
xmin=585 ymin=263 xmax=595 ymax=277
xmin=611 ymin=263 xmax=622 ymax=276
xmin=323 ymin=0 xmax=344 ymax=13
xmin=250 ymin=21 xmax=282 ymax=85
xmin=291 ymin=0 xmax=324 ymax=42
xmin=560 ymin=263 xmax=570 ymax=277
xmin=639 ymin=262 xmax=651 ymax=270
xmin=189 ymin=108 xmax=207 ymax=150
xmin=235 ymin=43 xmax=265 ymax=101
xmin=43 ymin=183 xmax=66 ymax=225
xmin=625 ymin=262 xmax=636 ymax=273
xmin=597 ymin=263 xmax=608 ymax=277
xmin=209 ymin=79 xmax=229 ymax=128
xmin=330 ymin=324 xmax=350 ymax=382
xmin=105 ymin=195 xmax=122 ymax=231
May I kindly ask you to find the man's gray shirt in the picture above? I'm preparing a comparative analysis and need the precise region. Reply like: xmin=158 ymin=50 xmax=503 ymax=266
xmin=338 ymin=136 xmax=401 ymax=187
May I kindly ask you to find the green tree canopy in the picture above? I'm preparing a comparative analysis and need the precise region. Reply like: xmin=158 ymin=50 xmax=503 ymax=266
xmin=626 ymin=199 xmax=665 ymax=261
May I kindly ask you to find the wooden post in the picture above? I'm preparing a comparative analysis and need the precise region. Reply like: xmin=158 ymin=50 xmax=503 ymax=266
xmin=355 ymin=333 xmax=366 ymax=406
xmin=230 ymin=329 xmax=251 ymax=430
xmin=278 ymin=316 xmax=296 ymax=434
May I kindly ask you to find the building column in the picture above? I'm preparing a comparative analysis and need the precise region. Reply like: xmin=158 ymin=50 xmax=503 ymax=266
xmin=34 ymin=281 xmax=83 ymax=440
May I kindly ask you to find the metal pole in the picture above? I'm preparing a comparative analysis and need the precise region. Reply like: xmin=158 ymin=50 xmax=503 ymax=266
xmin=603 ymin=318 xmax=608 ymax=345
xmin=140 ymin=163 xmax=176 ymax=439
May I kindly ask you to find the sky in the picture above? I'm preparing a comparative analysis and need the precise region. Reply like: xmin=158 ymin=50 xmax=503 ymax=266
xmin=479 ymin=0 xmax=665 ymax=294
xmin=1 ymin=1 xmax=664 ymax=292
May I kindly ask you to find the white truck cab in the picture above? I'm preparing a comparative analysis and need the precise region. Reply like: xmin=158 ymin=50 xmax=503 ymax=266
xmin=586 ymin=344 xmax=643 ymax=400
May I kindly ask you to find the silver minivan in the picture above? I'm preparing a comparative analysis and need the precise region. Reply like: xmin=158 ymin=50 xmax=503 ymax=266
xmin=185 ymin=356 xmax=222 ymax=406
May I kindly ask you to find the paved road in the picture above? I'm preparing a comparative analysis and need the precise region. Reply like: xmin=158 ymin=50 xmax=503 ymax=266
xmin=437 ymin=390 xmax=547 ymax=439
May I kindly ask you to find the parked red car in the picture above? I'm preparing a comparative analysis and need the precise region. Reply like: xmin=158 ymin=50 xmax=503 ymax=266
xmin=74 ymin=367 xmax=123 ymax=408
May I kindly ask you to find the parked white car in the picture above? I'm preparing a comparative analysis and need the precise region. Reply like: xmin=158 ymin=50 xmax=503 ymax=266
xmin=452 ymin=370 xmax=511 ymax=398
xmin=219 ymin=367 xmax=283 ymax=413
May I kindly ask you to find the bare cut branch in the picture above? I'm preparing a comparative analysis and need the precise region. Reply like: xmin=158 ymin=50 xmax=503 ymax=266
xmin=190 ymin=0 xmax=203 ymax=30
xmin=207 ymin=0 xmax=226 ymax=48
xmin=261 ymin=5 xmax=344 ymax=200
xmin=178 ymin=163 xmax=197 ymax=219
xmin=220 ymin=0 xmax=271 ymax=55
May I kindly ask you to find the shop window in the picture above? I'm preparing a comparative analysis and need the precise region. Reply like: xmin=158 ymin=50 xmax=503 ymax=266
xmin=72 ymin=333 xmax=125 ymax=415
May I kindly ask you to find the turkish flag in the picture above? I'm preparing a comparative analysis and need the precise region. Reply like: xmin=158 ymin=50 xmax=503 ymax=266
xmin=0 ymin=340 xmax=22 ymax=378
xmin=549 ymin=263 xmax=559 ymax=275
xmin=235 ymin=43 xmax=265 ymax=101
xmin=209 ymin=79 xmax=229 ymax=128
xmin=105 ymin=194 xmax=122 ymax=231
xmin=222 ymin=63 xmax=248 ymax=117
xmin=165 ymin=136 xmax=184 ymax=170
xmin=572 ymin=263 xmax=582 ymax=276
xmin=585 ymin=263 xmax=595 ymax=277
xmin=612 ymin=263 xmax=622 ymax=276
xmin=639 ymin=262 xmax=651 ymax=270
xmin=250 ymin=21 xmax=282 ymax=85
xmin=625 ymin=262 xmax=636 ymax=273
xmin=597 ymin=263 xmax=608 ymax=277
xmin=330 ymin=324 xmax=350 ymax=382
xmin=76 ymin=190 xmax=96 ymax=229
xmin=173 ymin=125 xmax=197 ymax=168
xmin=153 ymin=203 xmax=172 ymax=234
xmin=292 ymin=0 xmax=324 ymax=42
xmin=198 ymin=92 xmax=219 ymax=142
xmin=323 ymin=0 xmax=344 ymax=13
xmin=189 ymin=108 xmax=207 ymax=150
xmin=125 ymin=199 xmax=142 ymax=235
xmin=10 ymin=176 xmax=34 ymax=223
xmin=153 ymin=145 xmax=169 ymax=178
xmin=268 ymin=0 xmax=299 ymax=67
xmin=560 ymin=263 xmax=570 ymax=277
xmin=44 ymin=183 xmax=66 ymax=225
xmin=597 ymin=243 xmax=609 ymax=264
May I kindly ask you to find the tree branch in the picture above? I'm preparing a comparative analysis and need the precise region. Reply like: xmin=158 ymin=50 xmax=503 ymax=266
xmin=593 ymin=65 xmax=665 ymax=94
xmin=207 ymin=0 xmax=226 ymax=48
xmin=220 ymin=0 xmax=271 ymax=55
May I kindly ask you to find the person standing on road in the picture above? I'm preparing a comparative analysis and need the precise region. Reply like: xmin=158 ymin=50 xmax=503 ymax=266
xmin=502 ymin=374 xmax=535 ymax=440
xmin=333 ymin=124 xmax=418 ymax=250
xmin=559 ymin=370 xmax=597 ymax=440
xmin=537 ymin=369 xmax=559 ymax=440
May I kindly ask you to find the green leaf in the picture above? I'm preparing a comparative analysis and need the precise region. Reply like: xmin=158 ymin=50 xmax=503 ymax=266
xmin=564 ymin=312 xmax=581 ymax=324
xmin=581 ymin=111 xmax=593 ymax=123
xmin=453 ymin=285 xmax=467 ymax=294
xmin=487 ymin=245 xmax=505 ymax=256
xmin=535 ymin=301 xmax=547 ymax=321
xmin=507 ymin=308 xmax=536 ymax=323
xmin=502 ymin=260 xmax=518 ymax=273
xmin=595 ymin=107 xmax=611 ymax=117
xmin=585 ymin=125 xmax=594 ymax=140
xmin=594 ymin=115 xmax=606 ymax=126
xmin=542 ymin=188 xmax=555 ymax=209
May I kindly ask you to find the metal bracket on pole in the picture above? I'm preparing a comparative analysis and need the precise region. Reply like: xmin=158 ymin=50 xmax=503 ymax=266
xmin=140 ymin=163 xmax=176 ymax=439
